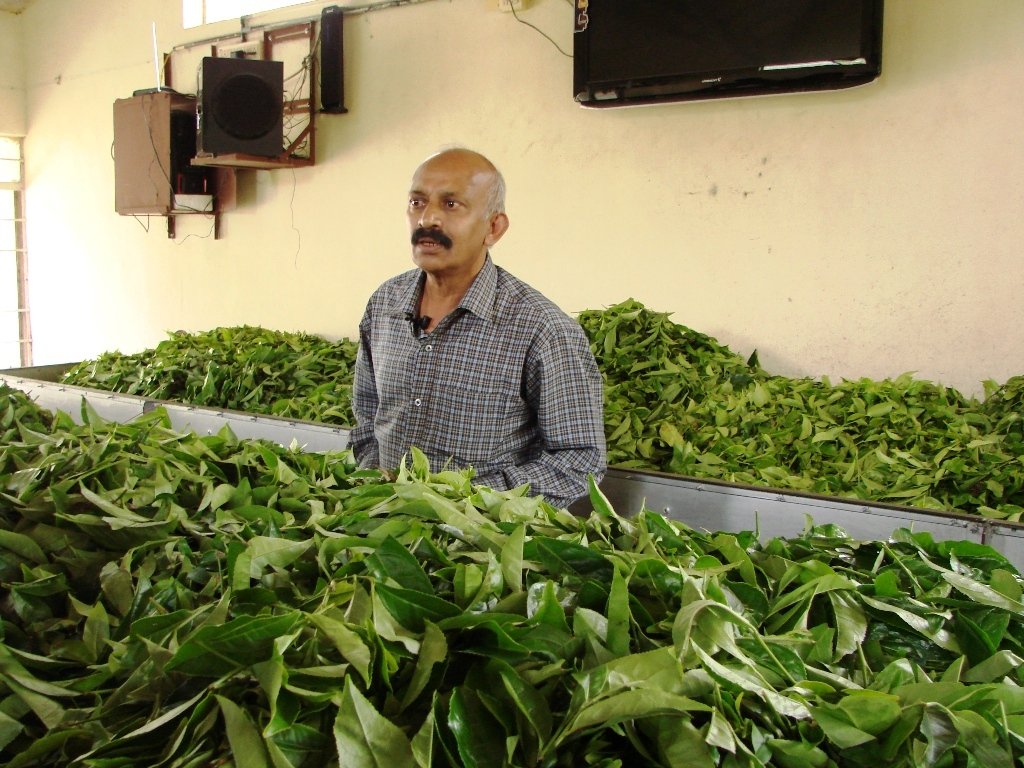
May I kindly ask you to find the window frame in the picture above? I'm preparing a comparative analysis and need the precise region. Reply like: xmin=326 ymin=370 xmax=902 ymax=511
xmin=183 ymin=0 xmax=309 ymax=28
xmin=0 ymin=137 xmax=31 ymax=369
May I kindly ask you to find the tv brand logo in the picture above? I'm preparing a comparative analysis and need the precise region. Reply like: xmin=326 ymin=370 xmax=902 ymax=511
xmin=575 ymin=0 xmax=588 ymax=31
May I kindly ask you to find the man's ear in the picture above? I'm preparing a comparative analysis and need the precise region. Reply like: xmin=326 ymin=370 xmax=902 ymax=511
xmin=484 ymin=212 xmax=510 ymax=247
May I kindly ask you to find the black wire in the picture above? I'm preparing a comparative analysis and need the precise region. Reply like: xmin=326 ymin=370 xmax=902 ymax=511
xmin=177 ymin=216 xmax=217 ymax=243
xmin=509 ymin=3 xmax=572 ymax=58
xmin=290 ymin=168 xmax=301 ymax=268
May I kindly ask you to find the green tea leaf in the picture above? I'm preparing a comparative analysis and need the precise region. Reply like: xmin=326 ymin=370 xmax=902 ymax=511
xmin=374 ymin=583 xmax=461 ymax=633
xmin=448 ymin=687 xmax=509 ymax=768
xmin=166 ymin=613 xmax=301 ymax=676
xmin=365 ymin=536 xmax=433 ymax=593
xmin=306 ymin=612 xmax=373 ymax=686
xmin=334 ymin=678 xmax=415 ymax=768
xmin=216 ymin=695 xmax=270 ymax=768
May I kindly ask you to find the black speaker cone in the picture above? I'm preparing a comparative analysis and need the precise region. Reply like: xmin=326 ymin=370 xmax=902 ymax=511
xmin=212 ymin=74 xmax=281 ymax=140
xmin=199 ymin=57 xmax=284 ymax=157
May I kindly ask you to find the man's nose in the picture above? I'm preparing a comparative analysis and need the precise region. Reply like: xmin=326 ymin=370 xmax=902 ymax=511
xmin=418 ymin=201 xmax=442 ymax=227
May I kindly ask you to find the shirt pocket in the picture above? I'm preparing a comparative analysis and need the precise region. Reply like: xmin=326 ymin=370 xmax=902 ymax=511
xmin=428 ymin=380 xmax=522 ymax=465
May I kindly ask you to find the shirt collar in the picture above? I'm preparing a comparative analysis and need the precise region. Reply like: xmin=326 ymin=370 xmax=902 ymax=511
xmin=390 ymin=254 xmax=498 ymax=324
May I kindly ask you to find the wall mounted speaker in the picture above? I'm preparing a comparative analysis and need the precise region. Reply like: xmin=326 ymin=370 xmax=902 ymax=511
xmin=320 ymin=5 xmax=347 ymax=114
xmin=199 ymin=56 xmax=284 ymax=157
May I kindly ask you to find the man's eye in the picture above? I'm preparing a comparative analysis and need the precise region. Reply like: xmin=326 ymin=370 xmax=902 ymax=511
xmin=445 ymin=200 xmax=458 ymax=208
xmin=409 ymin=199 xmax=425 ymax=208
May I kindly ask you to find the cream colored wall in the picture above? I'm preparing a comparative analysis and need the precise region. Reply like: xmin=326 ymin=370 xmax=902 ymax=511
xmin=0 ymin=11 xmax=25 ymax=135
xmin=18 ymin=0 xmax=1024 ymax=398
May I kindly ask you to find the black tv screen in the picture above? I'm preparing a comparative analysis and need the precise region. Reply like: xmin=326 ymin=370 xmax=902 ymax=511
xmin=573 ymin=0 xmax=884 ymax=107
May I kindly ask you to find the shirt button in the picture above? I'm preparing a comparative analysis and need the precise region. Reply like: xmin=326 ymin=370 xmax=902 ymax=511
xmin=414 ymin=398 xmax=422 ymax=407
xmin=424 ymin=344 xmax=433 ymax=352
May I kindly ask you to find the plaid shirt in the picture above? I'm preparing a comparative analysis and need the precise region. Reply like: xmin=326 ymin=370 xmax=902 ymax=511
xmin=351 ymin=255 xmax=606 ymax=508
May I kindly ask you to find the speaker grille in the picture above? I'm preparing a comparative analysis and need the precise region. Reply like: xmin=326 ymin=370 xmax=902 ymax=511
xmin=212 ymin=74 xmax=281 ymax=139
xmin=199 ymin=57 xmax=284 ymax=158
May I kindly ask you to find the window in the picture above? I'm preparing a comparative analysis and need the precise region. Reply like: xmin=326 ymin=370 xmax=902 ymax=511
xmin=183 ymin=0 xmax=309 ymax=28
xmin=0 ymin=136 xmax=30 ymax=369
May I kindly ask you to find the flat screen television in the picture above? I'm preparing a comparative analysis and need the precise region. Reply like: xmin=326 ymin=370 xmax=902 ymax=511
xmin=573 ymin=0 xmax=884 ymax=108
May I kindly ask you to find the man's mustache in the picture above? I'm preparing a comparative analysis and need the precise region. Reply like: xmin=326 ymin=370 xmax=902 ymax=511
xmin=412 ymin=227 xmax=453 ymax=249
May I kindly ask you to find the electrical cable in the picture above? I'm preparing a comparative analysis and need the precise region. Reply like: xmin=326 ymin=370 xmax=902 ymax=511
xmin=176 ymin=215 xmax=217 ymax=243
xmin=290 ymin=168 xmax=301 ymax=268
xmin=282 ymin=46 xmax=314 ymax=158
xmin=509 ymin=3 xmax=572 ymax=58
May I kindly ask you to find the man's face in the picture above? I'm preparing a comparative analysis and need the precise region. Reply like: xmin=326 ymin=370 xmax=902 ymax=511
xmin=407 ymin=151 xmax=508 ymax=280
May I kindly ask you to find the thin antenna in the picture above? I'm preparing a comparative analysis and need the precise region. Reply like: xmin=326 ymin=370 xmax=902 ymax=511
xmin=151 ymin=21 xmax=162 ymax=91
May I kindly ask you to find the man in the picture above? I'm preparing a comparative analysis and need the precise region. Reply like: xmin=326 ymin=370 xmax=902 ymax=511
xmin=350 ymin=147 xmax=606 ymax=508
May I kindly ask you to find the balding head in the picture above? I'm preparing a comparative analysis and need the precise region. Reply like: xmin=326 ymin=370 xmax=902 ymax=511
xmin=416 ymin=147 xmax=506 ymax=218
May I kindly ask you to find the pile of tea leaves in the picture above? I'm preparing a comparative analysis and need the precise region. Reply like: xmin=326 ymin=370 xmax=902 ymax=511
xmin=53 ymin=301 xmax=1024 ymax=520
xmin=579 ymin=300 xmax=1024 ymax=521
xmin=61 ymin=325 xmax=357 ymax=426
xmin=2 ymin=386 xmax=1024 ymax=767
